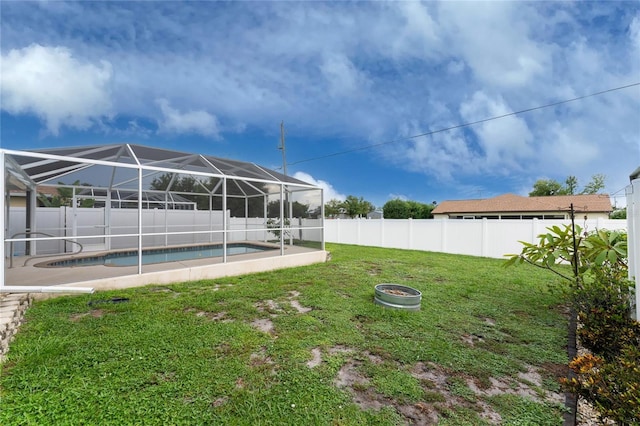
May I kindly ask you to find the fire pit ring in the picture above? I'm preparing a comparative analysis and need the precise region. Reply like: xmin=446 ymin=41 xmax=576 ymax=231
xmin=374 ymin=284 xmax=422 ymax=311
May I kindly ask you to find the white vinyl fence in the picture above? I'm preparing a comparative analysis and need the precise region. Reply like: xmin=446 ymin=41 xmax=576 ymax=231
xmin=627 ymin=174 xmax=640 ymax=319
xmin=7 ymin=207 xmax=322 ymax=256
xmin=325 ymin=218 xmax=628 ymax=260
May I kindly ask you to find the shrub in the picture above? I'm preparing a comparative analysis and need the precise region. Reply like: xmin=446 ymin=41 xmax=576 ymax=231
xmin=572 ymin=272 xmax=639 ymax=360
xmin=266 ymin=218 xmax=290 ymax=239
xmin=507 ymin=225 xmax=640 ymax=423
xmin=562 ymin=346 xmax=640 ymax=425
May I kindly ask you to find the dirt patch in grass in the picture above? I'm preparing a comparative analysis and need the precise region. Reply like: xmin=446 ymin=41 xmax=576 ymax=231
xmin=212 ymin=284 xmax=234 ymax=292
xmin=306 ymin=347 xmax=322 ymax=368
xmin=250 ymin=347 xmax=275 ymax=374
xmin=251 ymin=318 xmax=275 ymax=335
xmin=69 ymin=309 xmax=104 ymax=321
xmin=148 ymin=286 xmax=180 ymax=295
xmin=334 ymin=358 xmax=388 ymax=411
xmin=287 ymin=291 xmax=312 ymax=313
xmin=367 ymin=266 xmax=382 ymax=276
xmin=465 ymin=365 xmax=564 ymax=405
xmin=255 ymin=300 xmax=281 ymax=314
xmin=397 ymin=402 xmax=440 ymax=424
xmin=334 ymin=359 xmax=506 ymax=424
xmin=411 ymin=362 xmax=504 ymax=423
xmin=212 ymin=396 xmax=228 ymax=407
xmin=289 ymin=300 xmax=311 ymax=314
xmin=329 ymin=345 xmax=355 ymax=355
xmin=195 ymin=310 xmax=228 ymax=321
xmin=183 ymin=307 xmax=230 ymax=322
xmin=461 ymin=333 xmax=485 ymax=346
xmin=483 ymin=317 xmax=496 ymax=326
xmin=541 ymin=361 xmax=569 ymax=380
xmin=306 ymin=345 xmax=357 ymax=369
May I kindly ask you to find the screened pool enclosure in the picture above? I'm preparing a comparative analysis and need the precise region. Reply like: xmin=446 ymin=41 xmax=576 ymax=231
xmin=1 ymin=144 xmax=325 ymax=293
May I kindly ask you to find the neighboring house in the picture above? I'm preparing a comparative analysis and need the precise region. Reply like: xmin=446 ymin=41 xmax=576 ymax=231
xmin=9 ymin=187 xmax=58 ymax=208
xmin=432 ymin=193 xmax=612 ymax=220
xmin=367 ymin=209 xmax=384 ymax=219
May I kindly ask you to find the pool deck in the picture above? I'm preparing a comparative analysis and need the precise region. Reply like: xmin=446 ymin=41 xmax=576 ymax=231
xmin=3 ymin=243 xmax=327 ymax=293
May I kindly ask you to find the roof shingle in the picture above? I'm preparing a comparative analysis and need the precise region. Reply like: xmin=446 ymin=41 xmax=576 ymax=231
xmin=432 ymin=193 xmax=612 ymax=215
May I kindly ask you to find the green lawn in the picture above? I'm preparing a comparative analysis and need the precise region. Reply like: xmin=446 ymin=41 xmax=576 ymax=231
xmin=0 ymin=244 xmax=569 ymax=425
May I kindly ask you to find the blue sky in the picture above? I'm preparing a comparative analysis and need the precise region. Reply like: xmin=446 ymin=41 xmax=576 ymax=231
xmin=1 ymin=1 xmax=639 ymax=209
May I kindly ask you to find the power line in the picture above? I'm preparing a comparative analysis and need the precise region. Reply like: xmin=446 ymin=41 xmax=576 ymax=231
xmin=288 ymin=82 xmax=640 ymax=167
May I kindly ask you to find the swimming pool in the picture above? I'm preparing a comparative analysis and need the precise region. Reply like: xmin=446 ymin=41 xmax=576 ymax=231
xmin=37 ymin=243 xmax=277 ymax=268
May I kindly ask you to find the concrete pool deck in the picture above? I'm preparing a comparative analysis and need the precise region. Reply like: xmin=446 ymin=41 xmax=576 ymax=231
xmin=3 ymin=244 xmax=327 ymax=293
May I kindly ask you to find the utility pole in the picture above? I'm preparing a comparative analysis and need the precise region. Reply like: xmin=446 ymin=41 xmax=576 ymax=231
xmin=277 ymin=121 xmax=292 ymax=245
xmin=278 ymin=121 xmax=287 ymax=176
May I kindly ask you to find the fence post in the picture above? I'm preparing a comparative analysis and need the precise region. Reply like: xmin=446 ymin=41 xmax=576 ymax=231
xmin=407 ymin=218 xmax=413 ymax=249
xmin=440 ymin=219 xmax=447 ymax=253
xmin=481 ymin=218 xmax=488 ymax=257
xmin=628 ymin=178 xmax=640 ymax=319
xmin=59 ymin=206 xmax=66 ymax=253
xmin=380 ymin=218 xmax=385 ymax=246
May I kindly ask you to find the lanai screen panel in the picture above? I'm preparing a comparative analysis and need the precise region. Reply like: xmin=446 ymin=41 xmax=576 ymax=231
xmin=2 ymin=144 xmax=323 ymax=288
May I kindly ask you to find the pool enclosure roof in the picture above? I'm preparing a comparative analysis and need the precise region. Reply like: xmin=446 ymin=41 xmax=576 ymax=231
xmin=4 ymin=143 xmax=314 ymax=197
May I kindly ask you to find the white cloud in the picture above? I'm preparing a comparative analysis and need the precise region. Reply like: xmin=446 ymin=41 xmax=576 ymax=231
xmin=1 ymin=43 xmax=113 ymax=135
xmin=156 ymin=98 xmax=220 ymax=137
xmin=392 ymin=2 xmax=441 ymax=58
xmin=459 ymin=91 xmax=534 ymax=169
xmin=629 ymin=14 xmax=640 ymax=51
xmin=385 ymin=119 xmax=479 ymax=181
xmin=292 ymin=171 xmax=346 ymax=202
xmin=320 ymin=53 xmax=370 ymax=96
xmin=437 ymin=2 xmax=550 ymax=88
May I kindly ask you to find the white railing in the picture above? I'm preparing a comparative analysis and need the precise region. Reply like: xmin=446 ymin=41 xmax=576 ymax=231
xmin=324 ymin=217 xmax=628 ymax=259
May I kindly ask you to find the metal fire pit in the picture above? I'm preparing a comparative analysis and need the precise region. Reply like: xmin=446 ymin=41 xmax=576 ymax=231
xmin=374 ymin=283 xmax=422 ymax=311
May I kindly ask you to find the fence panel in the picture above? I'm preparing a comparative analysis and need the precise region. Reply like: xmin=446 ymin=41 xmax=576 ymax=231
xmin=324 ymin=218 xmax=628 ymax=259
xmin=383 ymin=220 xmax=411 ymax=249
xmin=410 ymin=220 xmax=443 ymax=252
xmin=627 ymin=177 xmax=640 ymax=319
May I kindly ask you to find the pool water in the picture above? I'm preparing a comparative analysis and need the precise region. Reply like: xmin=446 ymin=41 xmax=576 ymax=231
xmin=41 ymin=243 xmax=275 ymax=268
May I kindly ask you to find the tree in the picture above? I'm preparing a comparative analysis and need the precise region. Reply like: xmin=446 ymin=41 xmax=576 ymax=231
xmin=342 ymin=195 xmax=374 ymax=218
xmin=529 ymin=174 xmax=606 ymax=197
xmin=407 ymin=200 xmax=434 ymax=219
xmin=581 ymin=173 xmax=606 ymax=195
xmin=150 ymin=173 xmax=212 ymax=210
xmin=529 ymin=179 xmax=566 ymax=196
xmin=382 ymin=199 xmax=409 ymax=219
xmin=383 ymin=199 xmax=435 ymax=219
xmin=38 ymin=180 xmax=94 ymax=207
xmin=565 ymin=176 xmax=579 ymax=195
xmin=324 ymin=199 xmax=343 ymax=218
xmin=267 ymin=200 xmax=310 ymax=218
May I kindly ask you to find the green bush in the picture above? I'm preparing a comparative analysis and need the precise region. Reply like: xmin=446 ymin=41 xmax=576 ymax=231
xmin=573 ymin=273 xmax=639 ymax=361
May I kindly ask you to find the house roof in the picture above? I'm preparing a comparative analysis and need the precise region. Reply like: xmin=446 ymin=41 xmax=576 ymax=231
xmin=432 ymin=193 xmax=612 ymax=215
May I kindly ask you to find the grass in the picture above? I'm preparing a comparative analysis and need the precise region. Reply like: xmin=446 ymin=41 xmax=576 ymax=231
xmin=0 ymin=243 xmax=569 ymax=425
